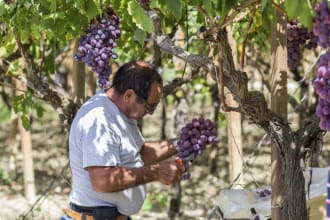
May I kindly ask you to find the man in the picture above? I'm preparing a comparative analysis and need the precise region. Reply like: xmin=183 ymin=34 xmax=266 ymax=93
xmin=65 ymin=61 xmax=185 ymax=220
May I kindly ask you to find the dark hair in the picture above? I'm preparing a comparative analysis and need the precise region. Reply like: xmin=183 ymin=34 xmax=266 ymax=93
xmin=111 ymin=61 xmax=162 ymax=101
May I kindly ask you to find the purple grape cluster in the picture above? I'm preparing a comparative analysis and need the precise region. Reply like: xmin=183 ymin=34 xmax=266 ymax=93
xmin=4 ymin=0 xmax=14 ymax=4
xmin=74 ymin=6 xmax=120 ymax=89
xmin=176 ymin=118 xmax=219 ymax=179
xmin=313 ymin=52 xmax=330 ymax=130
xmin=139 ymin=0 xmax=150 ymax=5
xmin=138 ymin=0 xmax=151 ymax=10
xmin=256 ymin=188 xmax=271 ymax=198
xmin=313 ymin=1 xmax=330 ymax=48
xmin=287 ymin=21 xmax=317 ymax=71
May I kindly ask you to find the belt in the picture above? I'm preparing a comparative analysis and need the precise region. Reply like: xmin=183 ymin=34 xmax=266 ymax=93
xmin=70 ymin=203 xmax=95 ymax=214
xmin=66 ymin=203 xmax=128 ymax=220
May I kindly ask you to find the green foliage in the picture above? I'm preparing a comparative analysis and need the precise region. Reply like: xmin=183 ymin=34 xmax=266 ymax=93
xmin=0 ymin=168 xmax=12 ymax=186
xmin=13 ymin=89 xmax=45 ymax=130
xmin=0 ymin=32 xmax=17 ymax=58
xmin=142 ymin=192 xmax=168 ymax=211
xmin=6 ymin=60 xmax=21 ymax=77
xmin=111 ymin=0 xmax=152 ymax=60
xmin=284 ymin=0 xmax=314 ymax=29
xmin=0 ymin=97 xmax=10 ymax=123
xmin=232 ymin=0 xmax=273 ymax=59
xmin=20 ymin=114 xmax=30 ymax=130
xmin=192 ymin=76 xmax=211 ymax=96
xmin=155 ymin=0 xmax=183 ymax=18
xmin=0 ymin=0 xmax=323 ymax=130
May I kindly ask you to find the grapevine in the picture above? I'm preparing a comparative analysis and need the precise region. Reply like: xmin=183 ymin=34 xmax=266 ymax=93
xmin=176 ymin=118 xmax=219 ymax=179
xmin=74 ymin=6 xmax=120 ymax=89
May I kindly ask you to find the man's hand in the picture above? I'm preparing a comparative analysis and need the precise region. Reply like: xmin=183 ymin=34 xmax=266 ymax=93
xmin=154 ymin=156 xmax=185 ymax=185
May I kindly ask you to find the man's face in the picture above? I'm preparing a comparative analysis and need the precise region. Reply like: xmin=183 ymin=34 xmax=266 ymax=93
xmin=128 ymin=81 xmax=162 ymax=120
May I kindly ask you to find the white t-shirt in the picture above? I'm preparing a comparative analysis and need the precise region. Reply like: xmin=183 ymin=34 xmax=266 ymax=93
xmin=69 ymin=91 xmax=146 ymax=215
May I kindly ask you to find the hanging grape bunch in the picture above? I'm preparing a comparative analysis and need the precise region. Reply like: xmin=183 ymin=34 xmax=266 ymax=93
xmin=256 ymin=188 xmax=271 ymax=200
xmin=74 ymin=5 xmax=120 ymax=89
xmin=139 ymin=0 xmax=151 ymax=9
xmin=287 ymin=21 xmax=307 ymax=71
xmin=313 ymin=52 xmax=330 ymax=130
xmin=312 ymin=1 xmax=330 ymax=131
xmin=176 ymin=118 xmax=219 ymax=180
xmin=4 ymin=0 xmax=14 ymax=4
xmin=313 ymin=1 xmax=330 ymax=48
xmin=286 ymin=21 xmax=317 ymax=71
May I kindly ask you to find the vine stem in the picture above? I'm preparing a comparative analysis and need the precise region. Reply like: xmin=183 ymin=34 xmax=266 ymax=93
xmin=221 ymin=0 xmax=260 ymax=28
xmin=240 ymin=7 xmax=257 ymax=70
xmin=271 ymin=0 xmax=287 ymax=15
xmin=217 ymin=56 xmax=228 ymax=112
xmin=38 ymin=31 xmax=47 ymax=80
xmin=0 ymin=81 xmax=30 ymax=94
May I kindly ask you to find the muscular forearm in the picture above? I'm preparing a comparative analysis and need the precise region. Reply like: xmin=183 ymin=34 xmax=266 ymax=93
xmin=88 ymin=165 xmax=160 ymax=193
xmin=141 ymin=140 xmax=177 ymax=165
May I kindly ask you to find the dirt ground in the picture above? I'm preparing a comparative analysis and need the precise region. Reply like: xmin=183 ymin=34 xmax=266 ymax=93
xmin=0 ymin=102 xmax=328 ymax=220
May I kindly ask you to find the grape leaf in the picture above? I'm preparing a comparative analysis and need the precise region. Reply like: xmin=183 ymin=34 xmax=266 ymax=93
xmin=250 ymin=11 xmax=263 ymax=33
xmin=41 ymin=17 xmax=56 ymax=30
xmin=261 ymin=0 xmax=268 ymax=12
xmin=284 ymin=0 xmax=314 ymax=29
xmin=127 ymin=1 xmax=154 ymax=33
xmin=203 ymin=0 xmax=212 ymax=17
xmin=0 ymin=3 xmax=6 ymax=16
xmin=13 ymin=95 xmax=24 ymax=114
xmin=0 ymin=98 xmax=10 ymax=123
xmin=31 ymin=24 xmax=41 ymax=40
xmin=21 ymin=115 xmax=31 ymax=131
xmin=165 ymin=0 xmax=182 ymax=18
xmin=65 ymin=9 xmax=88 ymax=34
xmin=134 ymin=28 xmax=146 ymax=46
xmin=50 ymin=0 xmax=57 ymax=12
xmin=158 ymin=0 xmax=182 ymax=18
xmin=84 ymin=0 xmax=99 ymax=20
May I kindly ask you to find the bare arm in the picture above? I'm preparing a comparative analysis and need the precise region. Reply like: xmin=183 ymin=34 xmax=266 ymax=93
xmin=88 ymin=165 xmax=158 ymax=193
xmin=87 ymin=156 xmax=184 ymax=193
xmin=140 ymin=139 xmax=178 ymax=165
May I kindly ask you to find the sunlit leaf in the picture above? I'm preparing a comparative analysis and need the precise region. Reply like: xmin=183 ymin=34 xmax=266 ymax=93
xmin=127 ymin=1 xmax=154 ymax=33
xmin=7 ymin=60 xmax=21 ymax=77
xmin=0 ymin=47 xmax=7 ymax=58
xmin=21 ymin=114 xmax=31 ymax=131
